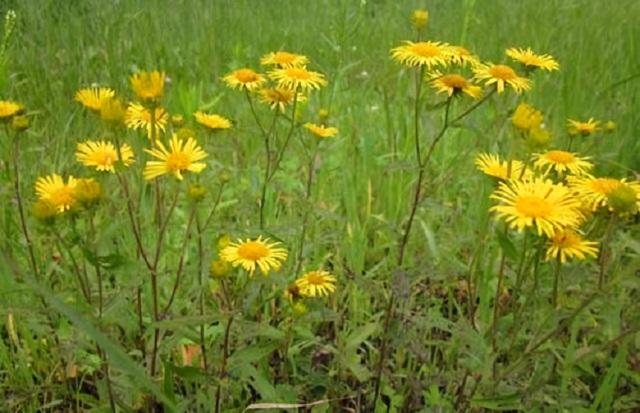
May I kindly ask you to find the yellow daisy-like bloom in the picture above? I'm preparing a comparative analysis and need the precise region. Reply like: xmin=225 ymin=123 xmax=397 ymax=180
xmin=125 ymin=103 xmax=169 ymax=139
xmin=258 ymin=87 xmax=306 ymax=112
xmin=219 ymin=236 xmax=288 ymax=276
xmin=533 ymin=150 xmax=593 ymax=177
xmin=223 ymin=68 xmax=267 ymax=92
xmin=74 ymin=88 xmax=115 ymax=111
xmin=473 ymin=63 xmax=531 ymax=94
xmin=506 ymin=47 xmax=559 ymax=72
xmin=0 ymin=100 xmax=23 ymax=119
xmin=143 ymin=134 xmax=208 ymax=180
xmin=130 ymin=71 xmax=165 ymax=101
xmin=269 ymin=66 xmax=327 ymax=91
xmin=490 ymin=178 xmax=581 ymax=237
xmin=607 ymin=182 xmax=640 ymax=215
xmin=475 ymin=153 xmax=531 ymax=181
xmin=448 ymin=46 xmax=479 ymax=66
xmin=512 ymin=103 xmax=543 ymax=131
xmin=391 ymin=41 xmax=453 ymax=68
xmin=545 ymin=229 xmax=598 ymax=263
xmin=99 ymin=98 xmax=126 ymax=123
xmin=74 ymin=178 xmax=102 ymax=206
xmin=35 ymin=174 xmax=77 ymax=213
xmin=76 ymin=140 xmax=135 ymax=172
xmin=295 ymin=270 xmax=337 ymax=298
xmin=32 ymin=199 xmax=58 ymax=221
xmin=260 ymin=51 xmax=309 ymax=68
xmin=303 ymin=122 xmax=338 ymax=139
xmin=194 ymin=111 xmax=232 ymax=131
xmin=567 ymin=118 xmax=599 ymax=136
xmin=569 ymin=176 xmax=640 ymax=212
xmin=429 ymin=73 xmax=481 ymax=98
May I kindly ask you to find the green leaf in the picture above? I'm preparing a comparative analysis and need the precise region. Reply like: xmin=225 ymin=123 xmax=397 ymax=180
xmin=495 ymin=230 xmax=518 ymax=261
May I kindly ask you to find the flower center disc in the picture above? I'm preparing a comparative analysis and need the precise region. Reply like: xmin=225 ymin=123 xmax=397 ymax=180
xmin=545 ymin=150 xmax=575 ymax=164
xmin=516 ymin=195 xmax=552 ymax=218
xmin=590 ymin=178 xmax=620 ymax=194
xmin=237 ymin=241 xmax=269 ymax=260
xmin=411 ymin=42 xmax=441 ymax=57
xmin=305 ymin=272 xmax=325 ymax=285
xmin=285 ymin=67 xmax=311 ymax=80
xmin=167 ymin=152 xmax=190 ymax=171
xmin=235 ymin=69 xmax=258 ymax=83
xmin=489 ymin=65 xmax=517 ymax=80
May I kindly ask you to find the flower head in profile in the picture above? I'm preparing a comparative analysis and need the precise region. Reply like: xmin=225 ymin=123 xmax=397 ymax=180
xmin=569 ymin=175 xmax=640 ymax=212
xmin=0 ymin=100 xmax=23 ymax=119
xmin=74 ymin=178 xmax=102 ymax=206
xmin=35 ymin=174 xmax=77 ymax=213
xmin=75 ymin=88 xmax=115 ymax=111
xmin=194 ymin=111 xmax=232 ymax=131
xmin=534 ymin=150 xmax=593 ymax=177
xmin=295 ymin=270 xmax=336 ymax=298
xmin=304 ymin=122 xmax=338 ymax=139
xmin=429 ymin=72 xmax=481 ymax=98
xmin=448 ymin=46 xmax=480 ymax=66
xmin=260 ymin=51 xmax=308 ymax=68
xmin=223 ymin=68 xmax=267 ymax=91
xmin=410 ymin=9 xmax=429 ymax=30
xmin=567 ymin=118 xmax=599 ymax=136
xmin=391 ymin=41 xmax=453 ymax=68
xmin=506 ymin=47 xmax=559 ymax=72
xmin=475 ymin=153 xmax=531 ymax=181
xmin=99 ymin=98 xmax=126 ymax=123
xmin=130 ymin=71 xmax=165 ymax=101
xmin=76 ymin=140 xmax=135 ymax=172
xmin=512 ymin=103 xmax=543 ymax=131
xmin=258 ymin=87 xmax=306 ymax=112
xmin=490 ymin=178 xmax=581 ymax=237
xmin=607 ymin=182 xmax=640 ymax=215
xmin=219 ymin=236 xmax=288 ymax=276
xmin=269 ymin=66 xmax=327 ymax=91
xmin=545 ymin=229 xmax=598 ymax=263
xmin=143 ymin=134 xmax=208 ymax=180
xmin=32 ymin=199 xmax=58 ymax=222
xmin=125 ymin=103 xmax=169 ymax=139
xmin=473 ymin=63 xmax=531 ymax=94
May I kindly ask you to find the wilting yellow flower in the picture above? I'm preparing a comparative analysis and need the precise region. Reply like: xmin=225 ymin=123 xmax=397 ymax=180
xmin=506 ymin=47 xmax=559 ymax=71
xmin=512 ymin=103 xmax=543 ymax=131
xmin=490 ymin=178 xmax=581 ymax=237
xmin=32 ymin=199 xmax=58 ymax=221
xmin=283 ymin=283 xmax=302 ymax=303
xmin=545 ymin=229 xmax=598 ymax=263
xmin=391 ymin=41 xmax=453 ymax=68
xmin=475 ymin=153 xmax=531 ymax=181
xmin=99 ymin=98 xmax=126 ymax=123
xmin=567 ymin=118 xmax=599 ymax=136
xmin=0 ymin=100 xmax=22 ymax=120
xmin=125 ymin=103 xmax=169 ymax=139
xmin=194 ymin=111 xmax=232 ymax=130
xmin=411 ymin=9 xmax=429 ymax=30
xmin=74 ymin=178 xmax=102 ymax=206
xmin=429 ymin=73 xmax=481 ymax=98
xmin=473 ymin=63 xmax=531 ymax=94
xmin=448 ymin=46 xmax=480 ymax=66
xmin=258 ymin=87 xmax=306 ymax=112
xmin=76 ymin=140 xmax=135 ymax=172
xmin=143 ymin=134 xmax=208 ymax=180
xmin=607 ymin=183 xmax=639 ymax=215
xmin=604 ymin=120 xmax=616 ymax=133
xmin=269 ymin=66 xmax=327 ymax=91
xmin=179 ymin=344 xmax=203 ymax=368
xmin=35 ymin=174 xmax=77 ymax=213
xmin=11 ymin=115 xmax=29 ymax=131
xmin=569 ymin=175 xmax=640 ymax=212
xmin=219 ymin=236 xmax=288 ymax=276
xmin=295 ymin=270 xmax=337 ymax=298
xmin=130 ymin=71 xmax=165 ymax=101
xmin=223 ymin=68 xmax=267 ymax=91
xmin=303 ymin=122 xmax=338 ymax=139
xmin=74 ymin=88 xmax=115 ymax=111
xmin=260 ymin=51 xmax=309 ymax=68
xmin=533 ymin=150 xmax=593 ymax=177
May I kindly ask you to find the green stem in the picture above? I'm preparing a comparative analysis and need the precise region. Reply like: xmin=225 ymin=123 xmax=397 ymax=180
xmin=552 ymin=256 xmax=562 ymax=307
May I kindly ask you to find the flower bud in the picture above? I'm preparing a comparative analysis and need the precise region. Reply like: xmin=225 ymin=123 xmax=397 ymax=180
xmin=607 ymin=183 xmax=638 ymax=215
xmin=209 ymin=259 xmax=230 ymax=278
xmin=411 ymin=9 xmax=429 ymax=30
xmin=11 ymin=115 xmax=29 ymax=131
xmin=74 ymin=178 xmax=102 ymax=206
xmin=187 ymin=183 xmax=206 ymax=202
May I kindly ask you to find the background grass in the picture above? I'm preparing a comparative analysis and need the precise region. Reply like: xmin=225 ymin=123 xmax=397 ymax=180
xmin=1 ymin=0 xmax=640 ymax=411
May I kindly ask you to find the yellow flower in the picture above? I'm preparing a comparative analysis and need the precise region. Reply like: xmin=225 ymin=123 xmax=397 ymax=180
xmin=35 ymin=174 xmax=77 ymax=213
xmin=410 ymin=9 xmax=429 ymax=30
xmin=295 ymin=270 xmax=337 ymax=298
xmin=32 ymin=199 xmax=58 ymax=222
xmin=99 ymin=98 xmax=126 ymax=123
xmin=283 ymin=283 xmax=302 ymax=303
xmin=533 ymin=150 xmax=593 ymax=177
xmin=74 ymin=178 xmax=102 ymax=206
xmin=260 ymin=51 xmax=309 ymax=68
xmin=125 ymin=103 xmax=169 ymax=139
xmin=604 ymin=120 xmax=616 ymax=133
xmin=429 ymin=72 xmax=481 ymax=98
xmin=391 ymin=41 xmax=452 ymax=68
xmin=473 ymin=63 xmax=531 ymax=94
xmin=475 ymin=153 xmax=531 ymax=181
xmin=490 ymin=178 xmax=581 ymax=237
xmin=545 ymin=229 xmax=598 ymax=263
xmin=269 ymin=66 xmax=327 ymax=91
xmin=219 ymin=236 xmax=288 ymax=276
xmin=223 ymin=68 xmax=267 ymax=91
xmin=194 ymin=111 xmax=232 ymax=130
xmin=607 ymin=183 xmax=639 ymax=215
xmin=448 ymin=46 xmax=480 ymax=66
xmin=76 ymin=140 xmax=135 ymax=172
xmin=143 ymin=134 xmax=208 ymax=180
xmin=11 ymin=115 xmax=29 ymax=131
xmin=527 ymin=127 xmax=552 ymax=149
xmin=567 ymin=118 xmax=599 ymax=136
xmin=569 ymin=175 xmax=640 ymax=212
xmin=258 ymin=87 xmax=306 ymax=112
xmin=187 ymin=183 xmax=207 ymax=201
xmin=506 ymin=47 xmax=559 ymax=71
xmin=0 ymin=100 xmax=21 ymax=121
xmin=130 ymin=71 xmax=165 ymax=101
xmin=303 ymin=122 xmax=338 ymax=139
xmin=511 ymin=103 xmax=543 ymax=131
xmin=74 ymin=88 xmax=115 ymax=111
xmin=209 ymin=259 xmax=230 ymax=278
